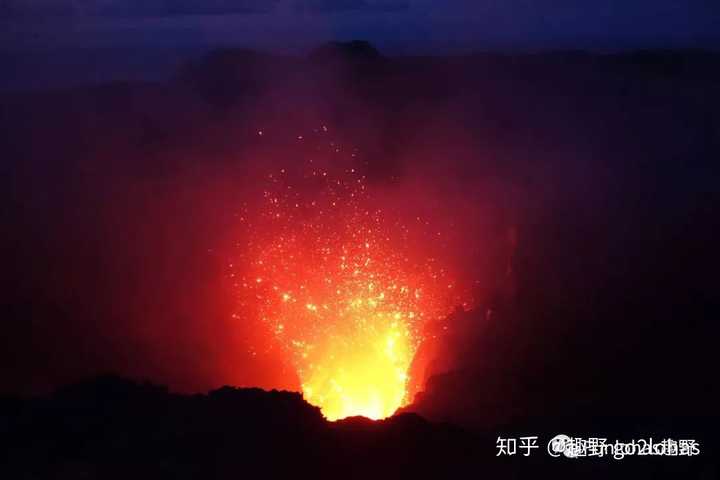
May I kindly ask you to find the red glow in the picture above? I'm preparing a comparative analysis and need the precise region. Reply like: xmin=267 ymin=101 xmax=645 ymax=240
xmin=234 ymin=143 xmax=466 ymax=420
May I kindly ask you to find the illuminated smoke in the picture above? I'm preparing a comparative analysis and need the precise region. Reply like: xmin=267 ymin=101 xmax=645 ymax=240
xmin=235 ymin=135 xmax=465 ymax=420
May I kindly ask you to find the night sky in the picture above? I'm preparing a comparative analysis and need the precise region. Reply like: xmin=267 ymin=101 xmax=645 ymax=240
xmin=2 ymin=0 xmax=719 ymax=53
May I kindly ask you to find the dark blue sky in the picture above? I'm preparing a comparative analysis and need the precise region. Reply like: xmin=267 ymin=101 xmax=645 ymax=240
xmin=2 ymin=0 xmax=719 ymax=53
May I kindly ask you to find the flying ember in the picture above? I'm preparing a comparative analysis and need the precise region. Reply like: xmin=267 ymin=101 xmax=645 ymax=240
xmin=237 ymin=153 xmax=459 ymax=421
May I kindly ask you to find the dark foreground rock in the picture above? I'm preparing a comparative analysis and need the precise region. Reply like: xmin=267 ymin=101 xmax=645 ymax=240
xmin=0 ymin=375 xmax=716 ymax=479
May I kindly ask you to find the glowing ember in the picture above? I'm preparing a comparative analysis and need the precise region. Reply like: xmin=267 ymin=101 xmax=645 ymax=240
xmin=237 ymin=150 xmax=459 ymax=421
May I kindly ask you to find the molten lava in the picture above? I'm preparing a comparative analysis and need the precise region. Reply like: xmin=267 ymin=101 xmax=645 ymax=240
xmin=237 ymin=155 xmax=459 ymax=421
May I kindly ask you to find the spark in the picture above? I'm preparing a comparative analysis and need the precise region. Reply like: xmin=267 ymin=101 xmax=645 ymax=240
xmin=236 ymin=151 xmax=462 ymax=421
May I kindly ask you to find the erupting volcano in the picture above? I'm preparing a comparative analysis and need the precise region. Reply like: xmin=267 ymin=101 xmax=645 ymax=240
xmin=236 ymin=142 xmax=463 ymax=421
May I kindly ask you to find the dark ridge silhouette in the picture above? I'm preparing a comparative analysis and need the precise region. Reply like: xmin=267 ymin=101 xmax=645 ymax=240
xmin=0 ymin=375 xmax=715 ymax=479
xmin=309 ymin=40 xmax=383 ymax=63
xmin=175 ymin=48 xmax=296 ymax=108
xmin=605 ymin=49 xmax=720 ymax=79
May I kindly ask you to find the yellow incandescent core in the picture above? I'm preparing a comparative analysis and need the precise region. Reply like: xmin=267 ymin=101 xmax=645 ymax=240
xmin=299 ymin=316 xmax=414 ymax=421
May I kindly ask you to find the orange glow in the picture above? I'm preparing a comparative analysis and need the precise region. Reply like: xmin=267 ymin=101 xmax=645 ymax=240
xmin=237 ymin=160 xmax=460 ymax=421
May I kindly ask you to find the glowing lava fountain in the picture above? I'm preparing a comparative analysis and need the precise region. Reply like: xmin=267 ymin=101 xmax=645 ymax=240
xmin=237 ymin=161 xmax=459 ymax=421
